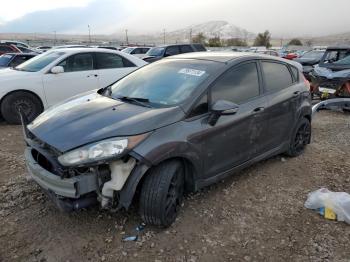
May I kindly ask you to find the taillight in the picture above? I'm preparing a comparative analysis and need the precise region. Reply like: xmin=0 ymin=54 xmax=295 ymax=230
xmin=301 ymin=73 xmax=311 ymax=90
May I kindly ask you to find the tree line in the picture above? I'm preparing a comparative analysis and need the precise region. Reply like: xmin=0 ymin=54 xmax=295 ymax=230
xmin=192 ymin=31 xmax=304 ymax=48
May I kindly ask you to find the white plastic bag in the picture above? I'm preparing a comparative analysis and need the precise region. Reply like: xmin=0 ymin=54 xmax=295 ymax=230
xmin=305 ymin=188 xmax=350 ymax=224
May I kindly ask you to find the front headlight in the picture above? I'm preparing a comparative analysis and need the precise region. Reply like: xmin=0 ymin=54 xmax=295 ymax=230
xmin=58 ymin=133 xmax=149 ymax=166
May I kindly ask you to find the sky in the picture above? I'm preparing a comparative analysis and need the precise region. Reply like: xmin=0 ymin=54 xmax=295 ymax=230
xmin=0 ymin=0 xmax=349 ymax=37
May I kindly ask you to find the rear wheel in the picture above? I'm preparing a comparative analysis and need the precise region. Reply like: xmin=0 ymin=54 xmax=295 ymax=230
xmin=139 ymin=160 xmax=184 ymax=227
xmin=287 ymin=117 xmax=311 ymax=157
xmin=0 ymin=91 xmax=43 ymax=125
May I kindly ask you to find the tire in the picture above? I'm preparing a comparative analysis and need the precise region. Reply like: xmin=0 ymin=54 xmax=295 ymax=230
xmin=139 ymin=160 xmax=184 ymax=227
xmin=0 ymin=91 xmax=43 ymax=125
xmin=286 ymin=117 xmax=311 ymax=157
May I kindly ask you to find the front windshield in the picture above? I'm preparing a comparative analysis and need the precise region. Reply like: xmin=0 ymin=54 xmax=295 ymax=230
xmin=110 ymin=60 xmax=213 ymax=107
xmin=15 ymin=51 xmax=65 ymax=72
xmin=122 ymin=47 xmax=133 ymax=54
xmin=0 ymin=54 xmax=14 ymax=66
xmin=302 ymin=51 xmax=324 ymax=59
xmin=146 ymin=47 xmax=165 ymax=57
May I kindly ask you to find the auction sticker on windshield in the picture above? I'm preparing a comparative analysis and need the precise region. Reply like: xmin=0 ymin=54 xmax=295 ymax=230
xmin=178 ymin=68 xmax=206 ymax=77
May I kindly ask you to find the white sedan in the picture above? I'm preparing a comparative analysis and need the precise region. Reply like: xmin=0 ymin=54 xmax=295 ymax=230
xmin=0 ymin=48 xmax=147 ymax=124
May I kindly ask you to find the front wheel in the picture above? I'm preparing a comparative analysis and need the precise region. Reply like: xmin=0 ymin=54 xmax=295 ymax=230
xmin=0 ymin=91 xmax=43 ymax=125
xmin=139 ymin=161 xmax=184 ymax=227
xmin=286 ymin=117 xmax=311 ymax=157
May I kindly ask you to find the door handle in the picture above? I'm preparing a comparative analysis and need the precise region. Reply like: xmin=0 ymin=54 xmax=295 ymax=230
xmin=87 ymin=74 xmax=98 ymax=78
xmin=252 ymin=107 xmax=265 ymax=114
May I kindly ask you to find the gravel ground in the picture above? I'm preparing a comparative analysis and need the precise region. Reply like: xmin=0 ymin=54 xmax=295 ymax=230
xmin=0 ymin=110 xmax=350 ymax=262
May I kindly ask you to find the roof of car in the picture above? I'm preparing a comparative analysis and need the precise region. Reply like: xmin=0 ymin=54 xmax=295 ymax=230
xmin=47 ymin=47 xmax=120 ymax=54
xmin=2 ymin=52 xmax=37 ymax=56
xmin=326 ymin=45 xmax=350 ymax=50
xmin=167 ymin=51 xmax=291 ymax=63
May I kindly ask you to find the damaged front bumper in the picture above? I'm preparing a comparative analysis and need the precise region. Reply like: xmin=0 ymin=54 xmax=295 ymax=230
xmin=312 ymin=98 xmax=350 ymax=115
xmin=25 ymin=147 xmax=98 ymax=199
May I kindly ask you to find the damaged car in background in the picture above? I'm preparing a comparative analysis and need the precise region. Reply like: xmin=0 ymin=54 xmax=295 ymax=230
xmin=23 ymin=52 xmax=312 ymax=227
xmin=310 ymin=46 xmax=350 ymax=112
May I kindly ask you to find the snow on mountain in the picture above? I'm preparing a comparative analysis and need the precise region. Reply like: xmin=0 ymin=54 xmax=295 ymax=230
xmin=169 ymin=21 xmax=255 ymax=40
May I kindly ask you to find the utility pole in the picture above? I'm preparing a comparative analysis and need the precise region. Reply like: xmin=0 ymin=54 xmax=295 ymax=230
xmin=53 ymin=31 xmax=57 ymax=46
xmin=189 ymin=28 xmax=192 ymax=43
xmin=88 ymin=25 xmax=91 ymax=44
xmin=125 ymin=29 xmax=129 ymax=45
xmin=163 ymin=29 xmax=166 ymax=44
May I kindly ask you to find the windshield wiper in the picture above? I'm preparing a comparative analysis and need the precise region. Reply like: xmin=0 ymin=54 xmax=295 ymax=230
xmin=116 ymin=96 xmax=153 ymax=108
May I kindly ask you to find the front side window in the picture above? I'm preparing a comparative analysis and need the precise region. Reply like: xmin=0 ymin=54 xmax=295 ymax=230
xmin=16 ymin=51 xmax=65 ymax=72
xmin=165 ymin=46 xmax=180 ymax=56
xmin=188 ymin=93 xmax=208 ymax=118
xmin=180 ymin=45 xmax=193 ymax=53
xmin=110 ymin=59 xmax=214 ymax=107
xmin=146 ymin=47 xmax=165 ymax=57
xmin=211 ymin=62 xmax=260 ymax=105
xmin=58 ymin=53 xmax=93 ymax=72
xmin=262 ymin=61 xmax=293 ymax=92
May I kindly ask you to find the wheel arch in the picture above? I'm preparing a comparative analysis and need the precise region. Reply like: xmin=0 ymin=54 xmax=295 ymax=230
xmin=0 ymin=89 xmax=45 ymax=116
xmin=118 ymin=155 xmax=198 ymax=210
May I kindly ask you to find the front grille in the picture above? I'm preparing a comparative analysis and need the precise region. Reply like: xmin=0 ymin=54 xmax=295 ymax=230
xmin=31 ymin=148 xmax=54 ymax=173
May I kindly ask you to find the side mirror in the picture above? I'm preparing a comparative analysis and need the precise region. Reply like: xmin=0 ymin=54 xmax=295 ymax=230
xmin=51 ymin=66 xmax=64 ymax=74
xmin=208 ymin=100 xmax=239 ymax=126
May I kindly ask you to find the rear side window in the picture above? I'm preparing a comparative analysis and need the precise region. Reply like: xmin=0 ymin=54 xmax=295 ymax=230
xmin=0 ymin=46 xmax=14 ymax=52
xmin=262 ymin=62 xmax=293 ymax=92
xmin=95 ymin=53 xmax=135 ymax=69
xmin=9 ymin=56 xmax=31 ymax=67
xmin=180 ymin=45 xmax=193 ymax=53
xmin=211 ymin=62 xmax=260 ymax=105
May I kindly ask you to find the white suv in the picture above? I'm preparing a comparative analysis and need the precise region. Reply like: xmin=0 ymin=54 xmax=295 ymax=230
xmin=0 ymin=48 xmax=147 ymax=124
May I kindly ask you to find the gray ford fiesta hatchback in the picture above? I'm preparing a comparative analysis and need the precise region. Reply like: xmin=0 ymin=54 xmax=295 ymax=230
xmin=23 ymin=52 xmax=312 ymax=227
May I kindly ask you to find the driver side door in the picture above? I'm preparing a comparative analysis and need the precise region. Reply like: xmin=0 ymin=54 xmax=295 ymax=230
xmin=201 ymin=61 xmax=268 ymax=179
xmin=42 ymin=52 xmax=99 ymax=107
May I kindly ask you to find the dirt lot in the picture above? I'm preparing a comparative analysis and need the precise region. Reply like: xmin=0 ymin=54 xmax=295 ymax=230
xmin=0 ymin=111 xmax=350 ymax=262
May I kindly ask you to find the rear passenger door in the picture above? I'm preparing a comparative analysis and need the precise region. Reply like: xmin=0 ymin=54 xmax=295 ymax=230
xmin=94 ymin=52 xmax=137 ymax=88
xmin=260 ymin=61 xmax=300 ymax=150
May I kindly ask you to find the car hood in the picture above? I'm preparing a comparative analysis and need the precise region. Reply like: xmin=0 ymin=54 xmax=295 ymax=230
xmin=0 ymin=68 xmax=36 ymax=79
xmin=294 ymin=57 xmax=320 ymax=66
xmin=28 ymin=92 xmax=185 ymax=152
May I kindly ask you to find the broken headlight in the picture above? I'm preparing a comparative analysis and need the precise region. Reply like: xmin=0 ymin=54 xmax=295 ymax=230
xmin=58 ymin=134 xmax=148 ymax=166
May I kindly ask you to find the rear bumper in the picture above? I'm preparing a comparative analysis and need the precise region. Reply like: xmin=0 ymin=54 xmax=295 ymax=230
xmin=24 ymin=147 xmax=98 ymax=198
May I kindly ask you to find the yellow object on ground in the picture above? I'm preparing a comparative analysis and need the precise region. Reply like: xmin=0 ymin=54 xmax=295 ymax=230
xmin=324 ymin=207 xmax=337 ymax=220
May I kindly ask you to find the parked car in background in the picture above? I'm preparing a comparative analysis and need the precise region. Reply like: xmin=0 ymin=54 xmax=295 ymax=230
xmin=0 ymin=53 xmax=37 ymax=69
xmin=310 ymin=46 xmax=350 ymax=99
xmin=122 ymin=47 xmax=151 ymax=58
xmin=283 ymin=52 xmax=298 ymax=60
xmin=53 ymin=45 xmax=88 ymax=49
xmin=0 ymin=40 xmax=30 ymax=49
xmin=0 ymin=48 xmax=147 ymax=124
xmin=294 ymin=50 xmax=325 ymax=80
xmin=35 ymin=46 xmax=52 ymax=52
xmin=0 ymin=44 xmax=21 ymax=55
xmin=23 ymin=52 xmax=312 ymax=227
xmin=142 ymin=43 xmax=207 ymax=63
xmin=256 ymin=50 xmax=279 ymax=56
xmin=97 ymin=46 xmax=119 ymax=51
xmin=16 ymin=46 xmax=40 ymax=54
